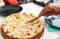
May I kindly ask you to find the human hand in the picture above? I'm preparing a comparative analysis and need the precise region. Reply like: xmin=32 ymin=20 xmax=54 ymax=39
xmin=39 ymin=3 xmax=60 ymax=16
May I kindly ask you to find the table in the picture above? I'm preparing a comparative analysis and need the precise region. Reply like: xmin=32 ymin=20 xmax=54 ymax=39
xmin=0 ymin=3 xmax=60 ymax=39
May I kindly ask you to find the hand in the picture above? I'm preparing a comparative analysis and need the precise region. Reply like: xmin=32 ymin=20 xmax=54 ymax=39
xmin=39 ymin=3 xmax=60 ymax=16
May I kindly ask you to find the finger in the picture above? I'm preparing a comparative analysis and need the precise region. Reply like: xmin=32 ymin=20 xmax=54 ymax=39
xmin=43 ymin=12 xmax=54 ymax=16
xmin=39 ymin=4 xmax=54 ymax=16
xmin=43 ymin=12 xmax=60 ymax=16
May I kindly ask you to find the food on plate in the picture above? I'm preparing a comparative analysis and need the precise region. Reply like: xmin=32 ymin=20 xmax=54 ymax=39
xmin=1 ymin=13 xmax=44 ymax=39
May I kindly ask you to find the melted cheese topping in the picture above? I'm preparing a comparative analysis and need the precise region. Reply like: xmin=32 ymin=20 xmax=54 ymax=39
xmin=2 ymin=13 xmax=43 ymax=38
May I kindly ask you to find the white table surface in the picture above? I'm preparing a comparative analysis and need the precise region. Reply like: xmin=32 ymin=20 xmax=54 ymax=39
xmin=0 ymin=3 xmax=60 ymax=39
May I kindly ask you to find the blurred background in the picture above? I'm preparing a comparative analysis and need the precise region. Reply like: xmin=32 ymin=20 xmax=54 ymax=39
xmin=0 ymin=0 xmax=60 ymax=6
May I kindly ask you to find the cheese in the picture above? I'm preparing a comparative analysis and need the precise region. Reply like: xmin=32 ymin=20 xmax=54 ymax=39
xmin=2 ymin=13 xmax=41 ymax=38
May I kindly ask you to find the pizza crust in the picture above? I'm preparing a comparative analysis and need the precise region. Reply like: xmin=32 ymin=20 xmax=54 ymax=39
xmin=1 ymin=13 xmax=44 ymax=39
